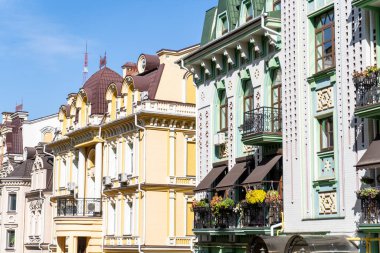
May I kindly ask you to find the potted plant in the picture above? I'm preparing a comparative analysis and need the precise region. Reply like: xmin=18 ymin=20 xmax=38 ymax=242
xmin=191 ymin=198 xmax=209 ymax=212
xmin=265 ymin=190 xmax=280 ymax=204
xmin=357 ymin=188 xmax=380 ymax=199
xmin=245 ymin=189 xmax=267 ymax=205
xmin=361 ymin=176 xmax=375 ymax=185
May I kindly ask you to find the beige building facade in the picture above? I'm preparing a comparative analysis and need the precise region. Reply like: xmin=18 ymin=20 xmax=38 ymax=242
xmin=49 ymin=45 xmax=198 ymax=253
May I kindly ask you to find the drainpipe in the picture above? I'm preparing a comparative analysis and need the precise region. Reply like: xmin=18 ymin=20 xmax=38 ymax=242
xmin=261 ymin=12 xmax=281 ymax=42
xmin=270 ymin=212 xmax=284 ymax=236
xmin=134 ymin=114 xmax=146 ymax=253
xmin=180 ymin=59 xmax=191 ymax=73
xmin=38 ymin=189 xmax=45 ymax=253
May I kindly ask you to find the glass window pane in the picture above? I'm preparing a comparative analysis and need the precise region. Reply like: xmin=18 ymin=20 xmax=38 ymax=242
xmin=317 ymin=59 xmax=323 ymax=71
xmin=221 ymin=107 xmax=226 ymax=129
xmin=316 ymin=32 xmax=323 ymax=45
xmin=321 ymin=14 xmax=328 ymax=25
xmin=323 ymin=27 xmax=332 ymax=41
xmin=8 ymin=194 xmax=16 ymax=211
xmin=317 ymin=46 xmax=323 ymax=58
xmin=272 ymin=89 xmax=279 ymax=104
xmin=7 ymin=230 xmax=15 ymax=248
xmin=324 ymin=41 xmax=333 ymax=54
xmin=324 ymin=55 xmax=333 ymax=69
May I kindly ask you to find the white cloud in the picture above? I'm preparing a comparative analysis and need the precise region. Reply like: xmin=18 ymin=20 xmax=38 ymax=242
xmin=0 ymin=3 xmax=85 ymax=60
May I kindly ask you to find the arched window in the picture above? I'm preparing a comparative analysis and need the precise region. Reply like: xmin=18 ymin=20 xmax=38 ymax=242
xmin=106 ymin=84 xmax=118 ymax=121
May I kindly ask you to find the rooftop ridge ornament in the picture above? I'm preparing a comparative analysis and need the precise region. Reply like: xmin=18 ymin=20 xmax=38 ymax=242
xmin=99 ymin=51 xmax=107 ymax=69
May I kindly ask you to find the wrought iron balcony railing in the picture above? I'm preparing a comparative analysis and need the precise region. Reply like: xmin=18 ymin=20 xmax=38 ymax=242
xmin=242 ymin=107 xmax=282 ymax=137
xmin=359 ymin=196 xmax=380 ymax=224
xmin=193 ymin=202 xmax=282 ymax=230
xmin=57 ymin=198 xmax=102 ymax=217
xmin=354 ymin=71 xmax=380 ymax=108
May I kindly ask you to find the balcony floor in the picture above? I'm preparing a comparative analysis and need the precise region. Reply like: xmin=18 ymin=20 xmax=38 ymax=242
xmin=358 ymin=223 xmax=380 ymax=233
xmin=194 ymin=227 xmax=272 ymax=236
xmin=242 ymin=132 xmax=282 ymax=146
xmin=355 ymin=103 xmax=380 ymax=119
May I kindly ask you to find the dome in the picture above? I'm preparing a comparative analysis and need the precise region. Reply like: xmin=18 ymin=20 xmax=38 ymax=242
xmin=82 ymin=67 xmax=123 ymax=115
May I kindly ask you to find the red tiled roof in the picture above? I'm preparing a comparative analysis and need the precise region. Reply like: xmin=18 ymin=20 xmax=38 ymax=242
xmin=130 ymin=64 xmax=165 ymax=100
xmin=83 ymin=67 xmax=123 ymax=115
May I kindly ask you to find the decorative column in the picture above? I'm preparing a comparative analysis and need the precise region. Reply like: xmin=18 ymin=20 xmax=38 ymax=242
xmin=94 ymin=142 xmax=103 ymax=199
xmin=169 ymin=129 xmax=176 ymax=181
xmin=77 ymin=148 xmax=86 ymax=199
xmin=169 ymin=190 xmax=176 ymax=238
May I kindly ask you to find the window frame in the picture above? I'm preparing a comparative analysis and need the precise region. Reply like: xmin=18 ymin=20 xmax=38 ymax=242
xmin=243 ymin=80 xmax=254 ymax=114
xmin=314 ymin=10 xmax=335 ymax=73
xmin=6 ymin=229 xmax=15 ymax=249
xmin=319 ymin=116 xmax=334 ymax=152
xmin=8 ymin=192 xmax=17 ymax=212
xmin=219 ymin=90 xmax=228 ymax=132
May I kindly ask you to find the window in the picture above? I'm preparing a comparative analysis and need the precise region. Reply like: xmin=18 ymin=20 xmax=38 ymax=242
xmin=245 ymin=1 xmax=253 ymax=21
xmin=220 ymin=15 xmax=228 ymax=35
xmin=8 ymin=193 xmax=16 ymax=212
xmin=319 ymin=116 xmax=334 ymax=151
xmin=219 ymin=90 xmax=227 ymax=131
xmin=7 ymin=230 xmax=15 ymax=249
xmin=273 ymin=0 xmax=281 ymax=11
xmin=243 ymin=80 xmax=254 ymax=113
xmin=315 ymin=10 xmax=335 ymax=72
xmin=272 ymin=69 xmax=282 ymax=110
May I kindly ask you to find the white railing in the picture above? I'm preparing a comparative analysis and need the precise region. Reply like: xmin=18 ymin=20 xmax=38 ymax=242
xmin=135 ymin=100 xmax=196 ymax=117
xmin=104 ymin=236 xmax=139 ymax=247
xmin=168 ymin=236 xmax=195 ymax=246
xmin=169 ymin=176 xmax=196 ymax=186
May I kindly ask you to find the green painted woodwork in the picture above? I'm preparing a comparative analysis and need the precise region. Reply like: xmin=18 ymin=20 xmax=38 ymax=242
xmin=239 ymin=69 xmax=251 ymax=80
xmin=358 ymin=224 xmax=380 ymax=233
xmin=355 ymin=103 xmax=380 ymax=119
xmin=352 ymin=0 xmax=380 ymax=9
xmin=193 ymin=227 xmax=272 ymax=235
xmin=242 ymin=133 xmax=282 ymax=146
xmin=201 ymin=7 xmax=218 ymax=46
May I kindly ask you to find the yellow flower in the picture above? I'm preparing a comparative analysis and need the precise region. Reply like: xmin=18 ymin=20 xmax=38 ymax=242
xmin=246 ymin=189 xmax=266 ymax=204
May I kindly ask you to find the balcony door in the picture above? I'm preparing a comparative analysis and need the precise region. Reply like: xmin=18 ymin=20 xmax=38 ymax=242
xmin=271 ymin=69 xmax=282 ymax=132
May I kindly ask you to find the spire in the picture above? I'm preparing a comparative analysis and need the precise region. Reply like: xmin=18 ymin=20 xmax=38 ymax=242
xmin=83 ymin=42 xmax=89 ymax=84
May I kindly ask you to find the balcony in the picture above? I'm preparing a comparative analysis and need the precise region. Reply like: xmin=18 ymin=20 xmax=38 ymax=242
xmin=135 ymin=100 xmax=196 ymax=118
xmin=358 ymin=194 xmax=380 ymax=232
xmin=242 ymin=107 xmax=282 ymax=145
xmin=354 ymin=70 xmax=380 ymax=119
xmin=57 ymin=198 xmax=102 ymax=217
xmin=103 ymin=236 xmax=139 ymax=248
xmin=193 ymin=202 xmax=282 ymax=232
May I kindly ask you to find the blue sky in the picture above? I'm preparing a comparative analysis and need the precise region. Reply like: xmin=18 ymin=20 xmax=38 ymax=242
xmin=0 ymin=0 xmax=215 ymax=119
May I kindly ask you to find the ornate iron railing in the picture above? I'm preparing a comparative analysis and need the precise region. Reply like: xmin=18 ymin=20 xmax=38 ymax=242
xmin=360 ymin=197 xmax=380 ymax=224
xmin=57 ymin=198 xmax=102 ymax=217
xmin=243 ymin=107 xmax=282 ymax=136
xmin=193 ymin=202 xmax=282 ymax=229
xmin=354 ymin=71 xmax=380 ymax=107
xmin=241 ymin=202 xmax=282 ymax=227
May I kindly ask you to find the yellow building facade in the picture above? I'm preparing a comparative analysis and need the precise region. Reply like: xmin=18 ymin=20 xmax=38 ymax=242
xmin=49 ymin=45 xmax=198 ymax=253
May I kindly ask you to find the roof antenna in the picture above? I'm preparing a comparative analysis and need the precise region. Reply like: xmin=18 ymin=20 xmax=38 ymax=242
xmin=83 ymin=42 xmax=89 ymax=84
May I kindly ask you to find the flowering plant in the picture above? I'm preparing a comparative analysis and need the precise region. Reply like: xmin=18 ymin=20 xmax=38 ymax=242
xmin=210 ymin=195 xmax=235 ymax=215
xmin=246 ymin=189 xmax=266 ymax=205
xmin=265 ymin=190 xmax=280 ymax=204
xmin=357 ymin=188 xmax=380 ymax=199
xmin=191 ymin=199 xmax=209 ymax=211
xmin=353 ymin=65 xmax=380 ymax=78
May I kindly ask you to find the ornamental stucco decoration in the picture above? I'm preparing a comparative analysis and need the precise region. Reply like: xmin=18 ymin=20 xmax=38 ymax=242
xmin=201 ymin=92 xmax=206 ymax=102
xmin=253 ymin=68 xmax=260 ymax=79
xmin=228 ymin=81 xmax=233 ymax=91
xmin=317 ymin=87 xmax=333 ymax=112
xmin=318 ymin=191 xmax=337 ymax=215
